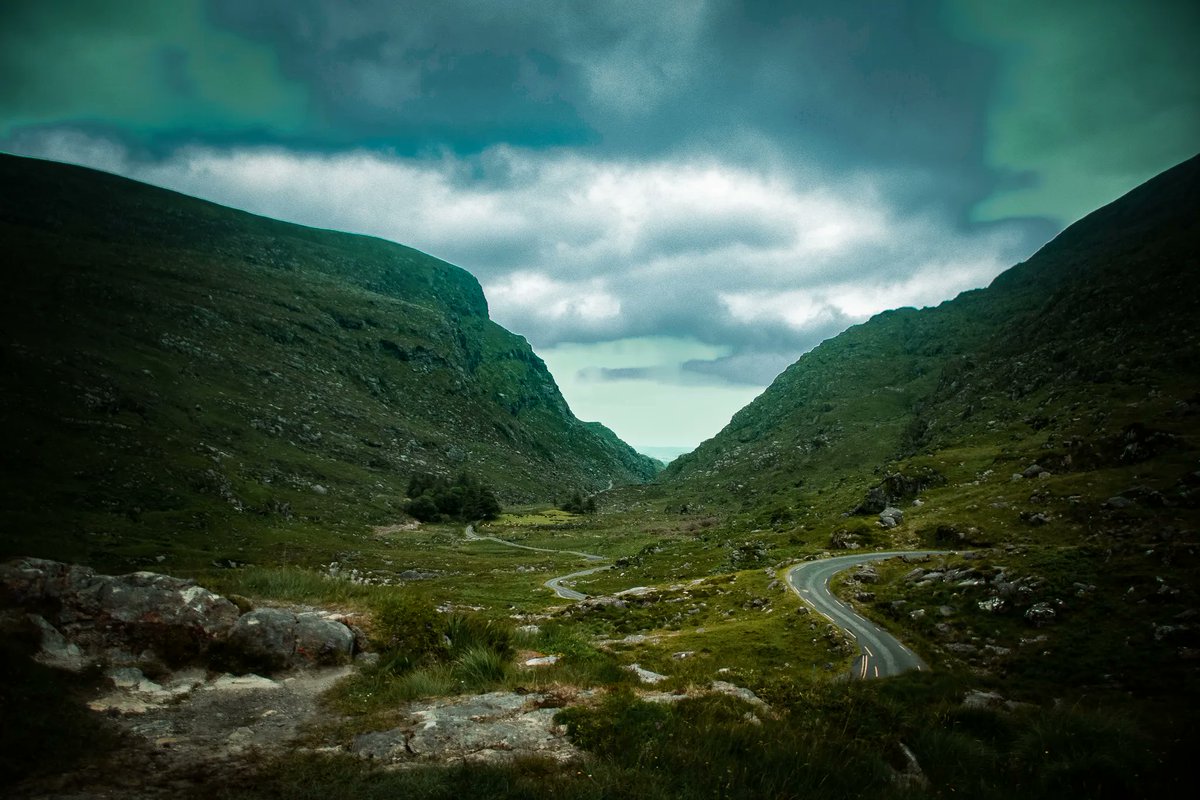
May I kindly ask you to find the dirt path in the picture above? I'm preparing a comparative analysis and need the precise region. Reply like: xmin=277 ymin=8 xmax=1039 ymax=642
xmin=17 ymin=666 xmax=352 ymax=799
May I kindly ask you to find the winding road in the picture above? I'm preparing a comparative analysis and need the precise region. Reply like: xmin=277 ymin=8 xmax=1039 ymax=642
xmin=785 ymin=550 xmax=948 ymax=679
xmin=465 ymin=523 xmax=946 ymax=679
xmin=464 ymin=525 xmax=611 ymax=599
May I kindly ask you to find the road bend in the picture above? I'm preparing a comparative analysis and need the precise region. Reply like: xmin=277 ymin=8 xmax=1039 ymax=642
xmin=464 ymin=525 xmax=611 ymax=600
xmin=785 ymin=550 xmax=950 ymax=679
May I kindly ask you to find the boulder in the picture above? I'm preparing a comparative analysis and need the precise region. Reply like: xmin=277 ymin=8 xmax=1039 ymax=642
xmin=296 ymin=612 xmax=355 ymax=666
xmin=1024 ymin=602 xmax=1057 ymax=626
xmin=852 ymin=469 xmax=945 ymax=515
xmin=854 ymin=564 xmax=880 ymax=583
xmin=627 ymin=663 xmax=668 ymax=684
xmin=223 ymin=609 xmax=354 ymax=671
xmin=1 ymin=558 xmax=354 ymax=673
xmin=0 ymin=557 xmax=239 ymax=665
xmin=879 ymin=507 xmax=904 ymax=528
xmin=224 ymin=608 xmax=298 ymax=672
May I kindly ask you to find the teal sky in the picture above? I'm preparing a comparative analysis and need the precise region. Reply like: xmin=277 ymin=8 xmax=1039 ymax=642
xmin=2 ymin=0 xmax=1196 ymax=456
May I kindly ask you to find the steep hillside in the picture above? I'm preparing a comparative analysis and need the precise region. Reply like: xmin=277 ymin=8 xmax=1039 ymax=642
xmin=0 ymin=154 xmax=658 ymax=568
xmin=664 ymin=153 xmax=1200 ymax=516
xmin=623 ymin=157 xmax=1200 ymax=774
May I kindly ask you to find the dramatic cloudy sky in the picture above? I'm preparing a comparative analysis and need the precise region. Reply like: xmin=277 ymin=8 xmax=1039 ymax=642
xmin=2 ymin=1 xmax=1197 ymax=458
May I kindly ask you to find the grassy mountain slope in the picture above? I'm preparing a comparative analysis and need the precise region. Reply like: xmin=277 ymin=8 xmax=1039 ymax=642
xmin=664 ymin=153 xmax=1200 ymax=516
xmin=0 ymin=154 xmax=657 ymax=569
xmin=587 ymin=155 xmax=1200 ymax=793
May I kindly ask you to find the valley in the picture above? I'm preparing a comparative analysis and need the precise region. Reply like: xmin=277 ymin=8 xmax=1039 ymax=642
xmin=1 ymin=151 xmax=1198 ymax=799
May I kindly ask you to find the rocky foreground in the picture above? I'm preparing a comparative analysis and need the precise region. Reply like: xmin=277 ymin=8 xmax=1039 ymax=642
xmin=0 ymin=558 xmax=585 ymax=797
xmin=2 ymin=558 xmax=781 ymax=798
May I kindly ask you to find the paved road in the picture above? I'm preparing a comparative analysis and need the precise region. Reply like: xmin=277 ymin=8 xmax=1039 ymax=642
xmin=785 ymin=550 xmax=949 ymax=679
xmin=466 ymin=521 xmax=947 ymax=666
xmin=543 ymin=564 xmax=613 ymax=600
xmin=464 ymin=525 xmax=610 ymax=599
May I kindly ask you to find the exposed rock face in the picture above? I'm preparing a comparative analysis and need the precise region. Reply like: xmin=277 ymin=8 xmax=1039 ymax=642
xmin=0 ymin=557 xmax=355 ymax=672
xmin=852 ymin=470 xmax=946 ymax=515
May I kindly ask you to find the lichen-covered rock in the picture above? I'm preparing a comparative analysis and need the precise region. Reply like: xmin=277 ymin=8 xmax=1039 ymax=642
xmin=295 ymin=612 xmax=355 ymax=665
xmin=223 ymin=608 xmax=354 ymax=672
xmin=225 ymin=608 xmax=299 ymax=672
xmin=1 ymin=558 xmax=353 ymax=673
xmin=350 ymin=691 xmax=579 ymax=765
xmin=0 ymin=557 xmax=239 ymax=665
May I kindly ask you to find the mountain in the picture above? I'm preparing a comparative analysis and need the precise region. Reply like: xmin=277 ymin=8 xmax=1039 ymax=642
xmin=0 ymin=154 xmax=658 ymax=568
xmin=663 ymin=153 xmax=1200 ymax=518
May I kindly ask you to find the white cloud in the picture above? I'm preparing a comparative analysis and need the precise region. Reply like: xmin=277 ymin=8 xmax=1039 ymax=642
xmin=719 ymin=254 xmax=1011 ymax=329
xmin=486 ymin=272 xmax=621 ymax=324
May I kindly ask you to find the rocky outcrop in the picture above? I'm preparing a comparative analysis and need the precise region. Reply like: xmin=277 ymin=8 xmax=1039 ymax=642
xmin=852 ymin=469 xmax=946 ymax=515
xmin=350 ymin=691 xmax=582 ymax=765
xmin=0 ymin=557 xmax=355 ymax=673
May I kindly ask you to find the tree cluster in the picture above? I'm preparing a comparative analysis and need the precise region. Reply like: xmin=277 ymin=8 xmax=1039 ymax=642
xmin=560 ymin=490 xmax=597 ymax=514
xmin=406 ymin=472 xmax=501 ymax=522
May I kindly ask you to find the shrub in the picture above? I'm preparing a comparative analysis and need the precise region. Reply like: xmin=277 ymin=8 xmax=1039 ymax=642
xmin=369 ymin=592 xmax=445 ymax=670
xmin=445 ymin=614 xmax=513 ymax=660
xmin=454 ymin=645 xmax=511 ymax=690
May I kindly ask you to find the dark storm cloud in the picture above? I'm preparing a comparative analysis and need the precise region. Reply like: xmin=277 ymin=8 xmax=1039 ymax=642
xmin=200 ymin=0 xmax=999 ymax=204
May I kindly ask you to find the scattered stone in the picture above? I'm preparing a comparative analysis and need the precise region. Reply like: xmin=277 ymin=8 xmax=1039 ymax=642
xmin=1024 ymin=602 xmax=1057 ymax=625
xmin=626 ymin=663 xmax=668 ymax=684
xmin=524 ymin=655 xmax=560 ymax=667
xmin=878 ymin=507 xmax=904 ymax=528
xmin=962 ymin=689 xmax=1005 ymax=709
xmin=1153 ymin=623 xmax=1191 ymax=642
xmin=892 ymin=742 xmax=930 ymax=791
xmin=1103 ymin=496 xmax=1134 ymax=509
xmin=829 ymin=529 xmax=865 ymax=549
xmin=516 ymin=624 xmax=541 ymax=636
xmin=854 ymin=565 xmax=880 ymax=584
xmin=397 ymin=569 xmax=438 ymax=581
xmin=909 ymin=608 xmax=926 ymax=620
xmin=1021 ymin=464 xmax=1046 ymax=479
xmin=977 ymin=597 xmax=1005 ymax=612
xmin=710 ymin=680 xmax=770 ymax=710
xmin=672 ymin=651 xmax=695 ymax=660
